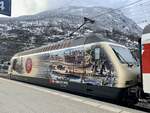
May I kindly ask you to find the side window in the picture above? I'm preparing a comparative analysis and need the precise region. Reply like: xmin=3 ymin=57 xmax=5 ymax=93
xmin=12 ymin=59 xmax=17 ymax=70
xmin=94 ymin=48 xmax=105 ymax=74
xmin=94 ymin=47 xmax=114 ymax=76
xmin=99 ymin=48 xmax=111 ymax=74
xmin=95 ymin=48 xmax=100 ymax=60
xmin=12 ymin=58 xmax=23 ymax=73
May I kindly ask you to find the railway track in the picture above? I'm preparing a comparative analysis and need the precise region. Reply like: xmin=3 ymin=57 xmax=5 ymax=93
xmin=134 ymin=98 xmax=150 ymax=112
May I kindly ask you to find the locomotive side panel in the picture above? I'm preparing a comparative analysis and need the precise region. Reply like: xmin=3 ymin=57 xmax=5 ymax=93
xmin=47 ymin=43 xmax=122 ymax=99
xmin=47 ymin=43 xmax=118 ymax=88
xmin=8 ymin=41 xmax=139 ymax=100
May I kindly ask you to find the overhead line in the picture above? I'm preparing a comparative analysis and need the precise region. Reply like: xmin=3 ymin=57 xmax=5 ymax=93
xmin=91 ymin=0 xmax=145 ymax=19
xmin=123 ymin=0 xmax=150 ymax=9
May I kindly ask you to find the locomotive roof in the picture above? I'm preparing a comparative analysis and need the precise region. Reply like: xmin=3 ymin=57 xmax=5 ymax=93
xmin=70 ymin=34 xmax=114 ymax=46
xmin=143 ymin=24 xmax=150 ymax=34
xmin=15 ymin=33 xmax=115 ymax=56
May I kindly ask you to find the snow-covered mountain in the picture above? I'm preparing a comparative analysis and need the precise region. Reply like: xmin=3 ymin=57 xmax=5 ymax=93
xmin=0 ymin=6 xmax=142 ymax=61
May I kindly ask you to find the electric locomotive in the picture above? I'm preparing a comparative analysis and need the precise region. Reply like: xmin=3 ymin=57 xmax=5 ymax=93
xmin=8 ymin=34 xmax=140 ymax=100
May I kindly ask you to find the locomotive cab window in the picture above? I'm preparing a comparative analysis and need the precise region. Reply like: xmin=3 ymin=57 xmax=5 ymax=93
xmin=111 ymin=45 xmax=137 ymax=65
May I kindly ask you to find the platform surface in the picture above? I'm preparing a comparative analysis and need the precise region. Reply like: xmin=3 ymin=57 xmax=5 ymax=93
xmin=0 ymin=74 xmax=146 ymax=113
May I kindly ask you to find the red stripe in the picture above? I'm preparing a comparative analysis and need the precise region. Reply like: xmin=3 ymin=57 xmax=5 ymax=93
xmin=142 ymin=44 xmax=150 ymax=73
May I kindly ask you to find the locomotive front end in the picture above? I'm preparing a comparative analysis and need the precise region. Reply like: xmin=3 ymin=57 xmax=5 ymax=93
xmin=106 ymin=43 xmax=140 ymax=100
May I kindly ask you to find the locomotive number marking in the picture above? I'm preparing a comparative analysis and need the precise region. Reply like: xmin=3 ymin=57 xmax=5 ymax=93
xmin=0 ymin=1 xmax=5 ymax=11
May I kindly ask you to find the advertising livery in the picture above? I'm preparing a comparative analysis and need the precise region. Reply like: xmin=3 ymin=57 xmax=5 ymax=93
xmin=8 ymin=34 xmax=140 ymax=101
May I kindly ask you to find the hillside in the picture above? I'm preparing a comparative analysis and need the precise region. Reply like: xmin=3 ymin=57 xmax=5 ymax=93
xmin=0 ymin=6 xmax=142 ymax=61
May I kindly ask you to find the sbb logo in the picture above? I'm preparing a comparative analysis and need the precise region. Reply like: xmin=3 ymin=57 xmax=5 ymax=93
xmin=25 ymin=58 xmax=32 ymax=73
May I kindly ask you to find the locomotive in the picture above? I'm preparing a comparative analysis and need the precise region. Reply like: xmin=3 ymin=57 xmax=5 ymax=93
xmin=8 ymin=34 xmax=140 ymax=101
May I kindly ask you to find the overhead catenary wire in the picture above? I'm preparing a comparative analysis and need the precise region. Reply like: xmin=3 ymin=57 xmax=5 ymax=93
xmin=67 ymin=0 xmax=146 ymax=36
xmin=94 ymin=0 xmax=150 ymax=27
xmin=123 ymin=0 xmax=150 ymax=16
xmin=124 ymin=2 xmax=150 ymax=25
xmin=90 ymin=0 xmax=145 ymax=19
xmin=1 ymin=0 xmax=148 ymax=60
xmin=123 ymin=0 xmax=150 ymax=9
xmin=13 ymin=0 xmax=148 ymax=32
xmin=1 ymin=0 xmax=148 ymax=43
